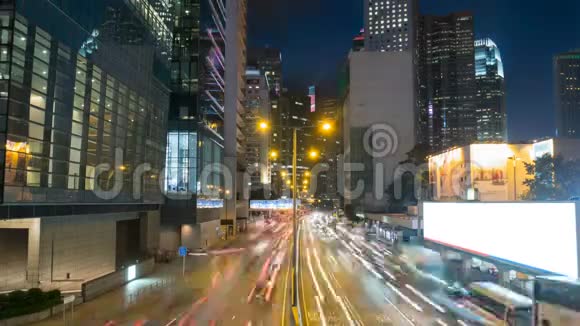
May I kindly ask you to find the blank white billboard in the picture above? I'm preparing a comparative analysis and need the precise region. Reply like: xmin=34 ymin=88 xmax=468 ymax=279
xmin=423 ymin=202 xmax=579 ymax=279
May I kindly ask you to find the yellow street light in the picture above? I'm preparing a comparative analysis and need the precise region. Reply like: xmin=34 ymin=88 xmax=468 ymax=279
xmin=281 ymin=171 xmax=287 ymax=178
xmin=258 ymin=120 xmax=269 ymax=131
xmin=302 ymin=179 xmax=308 ymax=185
xmin=305 ymin=171 xmax=311 ymax=177
xmin=321 ymin=122 xmax=332 ymax=132
xmin=286 ymin=180 xmax=291 ymax=185
xmin=270 ymin=150 xmax=278 ymax=159
xmin=309 ymin=150 xmax=319 ymax=159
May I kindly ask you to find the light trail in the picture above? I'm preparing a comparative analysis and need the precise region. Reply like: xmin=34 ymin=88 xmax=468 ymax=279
xmin=435 ymin=319 xmax=449 ymax=326
xmin=405 ymin=284 xmax=446 ymax=313
xmin=312 ymin=248 xmax=355 ymax=325
xmin=385 ymin=282 xmax=424 ymax=312
xmin=306 ymin=248 xmax=325 ymax=302
xmin=314 ymin=296 xmax=328 ymax=326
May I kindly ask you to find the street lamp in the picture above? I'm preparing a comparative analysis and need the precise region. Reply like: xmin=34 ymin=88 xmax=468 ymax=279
xmin=258 ymin=121 xmax=269 ymax=131
xmin=257 ymin=118 xmax=333 ymax=309
xmin=270 ymin=150 xmax=278 ymax=159
xmin=508 ymin=156 xmax=522 ymax=200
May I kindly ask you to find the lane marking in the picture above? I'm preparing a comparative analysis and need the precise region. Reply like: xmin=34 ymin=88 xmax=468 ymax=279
xmin=385 ymin=282 xmax=423 ymax=312
xmin=435 ymin=319 xmax=448 ymax=326
xmin=314 ymin=296 xmax=328 ymax=326
xmin=300 ymin=229 xmax=310 ymax=326
xmin=306 ymin=248 xmax=325 ymax=301
xmin=405 ymin=284 xmax=446 ymax=314
xmin=281 ymin=245 xmax=291 ymax=326
xmin=383 ymin=295 xmax=415 ymax=326
xmin=343 ymin=295 xmax=365 ymax=326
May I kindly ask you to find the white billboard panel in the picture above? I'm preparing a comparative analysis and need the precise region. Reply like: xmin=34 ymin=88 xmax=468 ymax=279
xmin=423 ymin=202 xmax=579 ymax=279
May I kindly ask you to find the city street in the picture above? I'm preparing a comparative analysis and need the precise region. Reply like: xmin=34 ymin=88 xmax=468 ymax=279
xmin=298 ymin=214 xmax=465 ymax=326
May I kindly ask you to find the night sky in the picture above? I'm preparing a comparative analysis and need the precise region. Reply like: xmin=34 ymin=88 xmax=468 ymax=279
xmin=247 ymin=0 xmax=580 ymax=141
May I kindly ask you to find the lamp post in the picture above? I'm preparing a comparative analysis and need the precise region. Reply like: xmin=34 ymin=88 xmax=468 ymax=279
xmin=258 ymin=120 xmax=332 ymax=311
xmin=508 ymin=156 xmax=521 ymax=200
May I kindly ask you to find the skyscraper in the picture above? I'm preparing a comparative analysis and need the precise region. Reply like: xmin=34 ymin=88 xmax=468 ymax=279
xmin=315 ymin=97 xmax=340 ymax=200
xmin=247 ymin=48 xmax=284 ymax=195
xmin=555 ymin=51 xmax=580 ymax=138
xmin=161 ymin=0 xmax=247 ymax=248
xmin=0 ymin=0 xmax=170 ymax=290
xmin=418 ymin=12 xmax=477 ymax=152
xmin=244 ymin=68 xmax=271 ymax=190
xmin=474 ymin=38 xmax=507 ymax=142
xmin=247 ymin=48 xmax=283 ymax=150
xmin=223 ymin=0 xmax=248 ymax=229
xmin=161 ymin=0 xmax=228 ymax=249
xmin=364 ymin=0 xmax=417 ymax=52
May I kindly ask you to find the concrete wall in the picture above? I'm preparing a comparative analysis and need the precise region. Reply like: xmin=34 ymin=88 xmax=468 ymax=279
xmin=346 ymin=51 xmax=416 ymax=211
xmin=159 ymin=225 xmax=180 ymax=251
xmin=0 ymin=209 xmax=160 ymax=291
xmin=141 ymin=210 xmax=160 ymax=253
xmin=159 ymin=218 xmax=221 ymax=252
xmin=37 ymin=214 xmax=119 ymax=286
xmin=81 ymin=258 xmax=154 ymax=301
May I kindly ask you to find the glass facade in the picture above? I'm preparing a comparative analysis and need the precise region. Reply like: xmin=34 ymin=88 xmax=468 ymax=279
xmin=555 ymin=52 xmax=580 ymax=138
xmin=474 ymin=38 xmax=507 ymax=142
xmin=418 ymin=13 xmax=477 ymax=153
xmin=164 ymin=0 xmax=225 ymax=209
xmin=0 ymin=0 xmax=171 ymax=203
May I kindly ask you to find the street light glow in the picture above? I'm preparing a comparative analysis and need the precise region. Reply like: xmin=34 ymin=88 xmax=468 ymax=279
xmin=270 ymin=150 xmax=278 ymax=159
xmin=309 ymin=150 xmax=319 ymax=159
xmin=258 ymin=121 xmax=269 ymax=130
xmin=321 ymin=122 xmax=332 ymax=131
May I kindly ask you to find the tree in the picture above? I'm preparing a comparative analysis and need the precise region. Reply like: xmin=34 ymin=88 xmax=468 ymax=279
xmin=522 ymin=154 xmax=558 ymax=200
xmin=522 ymin=154 xmax=580 ymax=200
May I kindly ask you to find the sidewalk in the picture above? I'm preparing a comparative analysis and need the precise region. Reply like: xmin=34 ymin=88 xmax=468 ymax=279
xmin=32 ymin=223 xmax=260 ymax=326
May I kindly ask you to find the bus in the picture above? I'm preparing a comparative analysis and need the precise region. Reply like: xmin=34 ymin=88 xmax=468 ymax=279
xmin=534 ymin=276 xmax=580 ymax=326
xmin=468 ymin=282 xmax=533 ymax=325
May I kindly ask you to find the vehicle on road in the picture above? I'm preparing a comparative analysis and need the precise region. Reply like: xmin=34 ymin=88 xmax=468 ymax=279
xmin=468 ymin=282 xmax=533 ymax=325
xmin=534 ymin=275 xmax=580 ymax=326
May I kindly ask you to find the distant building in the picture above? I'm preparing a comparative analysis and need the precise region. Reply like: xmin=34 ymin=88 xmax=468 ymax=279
xmin=475 ymin=38 xmax=507 ymax=142
xmin=555 ymin=51 xmax=580 ymax=138
xmin=313 ymin=97 xmax=339 ymax=200
xmin=343 ymin=51 xmax=416 ymax=212
xmin=244 ymin=69 xmax=271 ymax=189
xmin=352 ymin=28 xmax=365 ymax=52
xmin=418 ymin=12 xmax=477 ymax=153
xmin=247 ymin=48 xmax=283 ymax=195
xmin=364 ymin=0 xmax=418 ymax=52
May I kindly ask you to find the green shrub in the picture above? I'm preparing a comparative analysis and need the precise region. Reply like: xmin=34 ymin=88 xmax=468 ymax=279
xmin=0 ymin=289 xmax=62 ymax=320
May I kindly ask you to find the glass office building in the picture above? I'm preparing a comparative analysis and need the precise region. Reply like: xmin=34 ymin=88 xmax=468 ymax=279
xmin=0 ymin=0 xmax=170 ymax=291
xmin=474 ymin=38 xmax=507 ymax=142
xmin=160 ymin=0 xmax=228 ymax=250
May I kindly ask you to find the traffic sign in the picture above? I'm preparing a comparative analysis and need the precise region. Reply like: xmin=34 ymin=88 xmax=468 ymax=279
xmin=178 ymin=246 xmax=188 ymax=257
